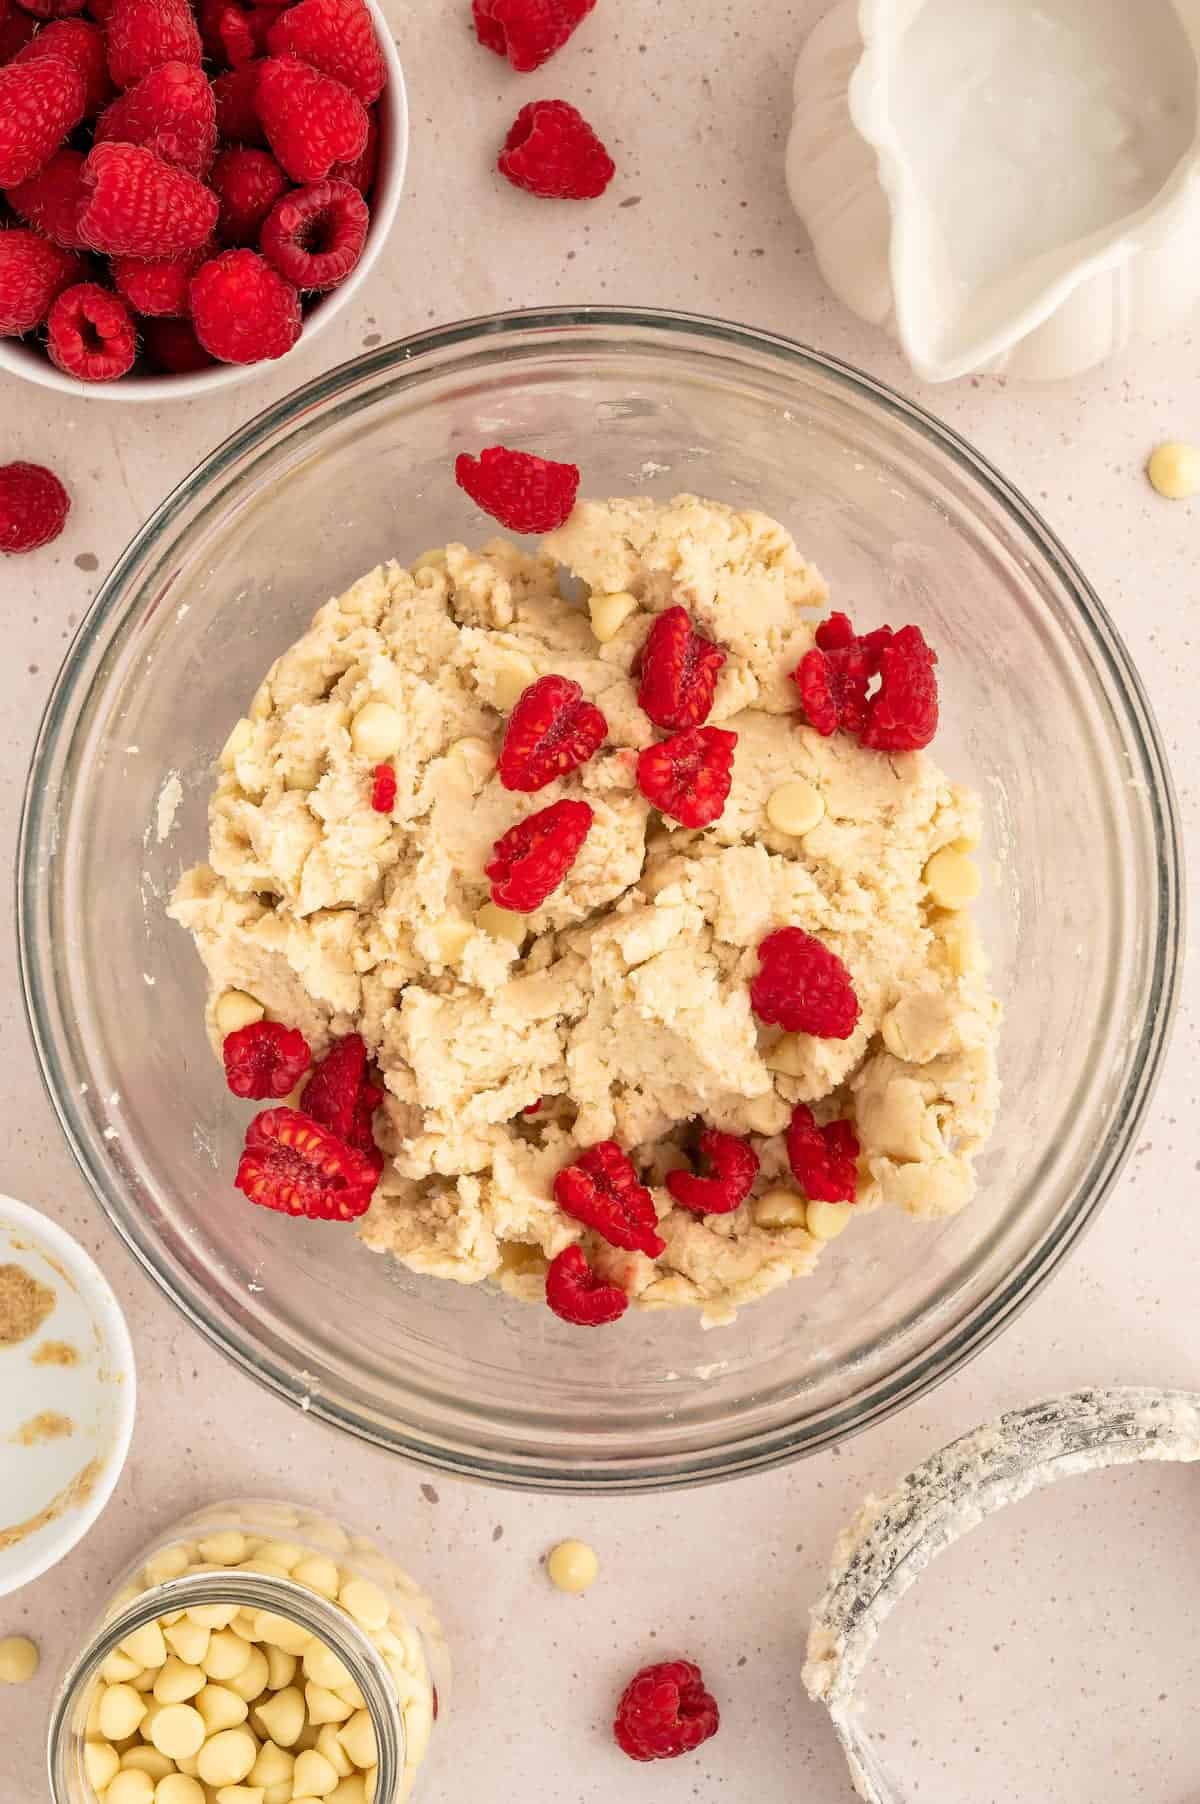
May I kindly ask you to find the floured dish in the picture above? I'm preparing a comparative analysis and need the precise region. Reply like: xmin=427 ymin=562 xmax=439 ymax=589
xmin=170 ymin=492 xmax=1000 ymax=1328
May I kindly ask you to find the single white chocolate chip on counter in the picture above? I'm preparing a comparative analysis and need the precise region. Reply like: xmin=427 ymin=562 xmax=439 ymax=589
xmin=546 ymin=1541 xmax=599 ymax=1595
xmin=588 ymin=589 xmax=638 ymax=643
xmin=349 ymin=701 xmax=405 ymax=762
xmin=923 ymin=846 xmax=981 ymax=910
xmin=197 ymin=1728 xmax=258 ymax=1789
xmin=84 ymin=1740 xmax=122 ymax=1792
xmin=105 ymin=1772 xmax=155 ymax=1804
xmin=294 ymin=1748 xmax=340 ymax=1795
xmin=474 ymin=902 xmax=525 ymax=946
xmin=765 ymin=778 xmax=825 ymax=838
xmin=147 ymin=1702 xmax=206 ymax=1761
xmin=752 ymin=1189 xmax=808 ymax=1230
xmin=0 ymin=1636 xmax=39 ymax=1683
xmin=806 ymin=1199 xmax=854 ymax=1241
xmin=1147 ymin=440 xmax=1200 ymax=500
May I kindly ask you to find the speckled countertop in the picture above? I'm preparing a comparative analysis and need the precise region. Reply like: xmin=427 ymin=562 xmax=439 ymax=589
xmin=1 ymin=2 xmax=1198 ymax=1798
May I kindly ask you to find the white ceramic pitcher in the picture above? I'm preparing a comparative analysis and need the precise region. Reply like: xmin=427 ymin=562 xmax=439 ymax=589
xmin=786 ymin=0 xmax=1200 ymax=381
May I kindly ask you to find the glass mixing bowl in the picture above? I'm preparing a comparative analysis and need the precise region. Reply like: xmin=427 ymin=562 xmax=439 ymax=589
xmin=17 ymin=309 xmax=1182 ymax=1492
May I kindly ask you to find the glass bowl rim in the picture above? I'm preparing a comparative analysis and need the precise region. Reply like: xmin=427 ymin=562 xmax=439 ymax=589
xmin=16 ymin=304 xmax=1186 ymax=1492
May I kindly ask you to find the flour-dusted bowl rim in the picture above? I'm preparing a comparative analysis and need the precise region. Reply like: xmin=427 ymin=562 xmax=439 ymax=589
xmin=16 ymin=309 xmax=1183 ymax=1491
xmin=0 ymin=5 xmax=407 ymax=403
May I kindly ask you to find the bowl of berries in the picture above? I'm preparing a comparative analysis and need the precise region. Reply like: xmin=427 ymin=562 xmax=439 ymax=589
xmin=0 ymin=0 xmax=406 ymax=395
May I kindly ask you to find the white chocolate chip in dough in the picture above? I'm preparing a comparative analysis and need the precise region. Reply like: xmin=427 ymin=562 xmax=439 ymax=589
xmin=430 ymin=918 xmax=474 ymax=965
xmin=1147 ymin=440 xmax=1200 ymax=500
xmin=220 ymin=718 xmax=253 ymax=770
xmin=923 ymin=846 xmax=981 ymax=910
xmin=474 ymin=902 xmax=526 ymax=946
xmin=588 ymin=590 xmax=639 ymax=643
xmin=546 ymin=1540 xmax=599 ymax=1595
xmin=765 ymin=778 xmax=825 ymax=838
xmin=753 ymin=1189 xmax=808 ymax=1230
xmin=446 ymin=736 xmax=496 ymax=792
xmin=350 ymin=701 xmax=406 ymax=762
xmin=490 ymin=651 xmax=537 ymax=711
xmin=805 ymin=1199 xmax=854 ymax=1240
xmin=764 ymin=1034 xmax=807 ymax=1078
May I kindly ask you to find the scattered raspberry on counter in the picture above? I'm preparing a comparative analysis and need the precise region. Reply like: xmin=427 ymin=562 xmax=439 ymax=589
xmin=455 ymin=444 xmax=581 ymax=533
xmin=0 ymin=459 xmax=69 ymax=553
xmin=750 ymin=926 xmax=860 ymax=1041
xmin=236 ymin=1105 xmax=379 ymax=1219
xmin=613 ymin=1659 xmax=720 ymax=1762
xmin=637 ymin=605 xmax=726 ymax=730
xmin=222 ymin=1018 xmax=311 ymax=1099
xmin=498 ymin=97 xmax=613 ymax=200
xmin=485 ymin=795 xmax=593 ymax=912
xmin=472 ymin=0 xmax=596 ymax=72
xmin=545 ymin=1243 xmax=628 ymax=1326
xmin=666 ymin=1129 xmax=758 ymax=1216
xmin=785 ymin=1104 xmax=859 ymax=1205
xmin=498 ymin=673 xmax=608 ymax=792
xmin=554 ymin=1140 xmax=665 ymax=1257
xmin=636 ymin=725 xmax=736 ymax=827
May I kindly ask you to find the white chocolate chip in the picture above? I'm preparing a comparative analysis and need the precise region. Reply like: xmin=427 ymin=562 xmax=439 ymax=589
xmin=105 ymin=1773 xmax=155 ymax=1804
xmin=752 ymin=1189 xmax=808 ymax=1230
xmin=430 ymin=918 xmax=474 ymax=965
xmin=84 ymin=1740 xmax=122 ymax=1792
xmin=197 ymin=1532 xmax=248 ymax=1567
xmin=546 ymin=1541 xmax=599 ymax=1595
xmin=764 ymin=1034 xmax=807 ymax=1077
xmin=295 ymin=1749 xmax=339 ymax=1796
xmin=197 ymin=1729 xmax=258 ymax=1789
xmin=163 ymin=1622 xmax=210 ymax=1668
xmin=120 ymin=1623 xmax=168 ymax=1671
xmin=923 ymin=846 xmax=981 ymax=910
xmin=186 ymin=1605 xmax=240 ymax=1632
xmin=203 ymin=1630 xmax=254 ymax=1683
xmin=350 ymin=702 xmax=405 ymax=763
xmin=336 ymin=1711 xmax=376 ymax=1771
xmin=102 ymin=1650 xmax=144 ymax=1685
xmin=220 ymin=718 xmax=254 ymax=770
xmin=249 ymin=1742 xmax=294 ymax=1790
xmin=742 ymin=1091 xmax=790 ymax=1136
xmin=195 ymin=1684 xmax=250 ymax=1734
xmin=338 ymin=1580 xmax=388 ymax=1633
xmin=474 ymin=902 xmax=526 ymax=946
xmin=255 ymin=1542 xmax=303 ymax=1573
xmin=153 ymin=1658 xmax=205 ymax=1705
xmin=147 ymin=1703 xmax=206 ymax=1762
xmin=252 ymin=1613 xmax=312 ymax=1656
xmin=588 ymin=590 xmax=638 ymax=643
xmin=155 ymin=1778 xmax=205 ymax=1804
xmin=317 ymin=1725 xmax=353 ymax=1778
xmin=292 ymin=1558 xmax=340 ymax=1601
xmin=263 ymin=1648 xmax=296 ymax=1692
xmin=228 ymin=1647 xmax=270 ymax=1705
xmin=765 ymin=778 xmax=825 ymax=838
xmin=120 ymin=1748 xmax=174 ymax=1781
xmin=131 ymin=1668 xmax=159 ymax=1694
xmin=328 ymin=1778 xmax=366 ymax=1804
xmin=490 ymin=651 xmax=537 ymax=711
xmin=253 ymin=1686 xmax=305 ymax=1748
xmin=144 ymin=1547 xmax=191 ymax=1588
xmin=805 ymin=1199 xmax=854 ymax=1240
xmin=446 ymin=736 xmax=496 ymax=792
xmin=303 ymin=1644 xmax=352 ymax=1693
xmin=99 ymin=1684 xmax=150 ymax=1742
xmin=305 ymin=1683 xmax=352 ymax=1726
xmin=1147 ymin=440 xmax=1200 ymax=500
xmin=215 ymin=1791 xmax=265 ymax=1804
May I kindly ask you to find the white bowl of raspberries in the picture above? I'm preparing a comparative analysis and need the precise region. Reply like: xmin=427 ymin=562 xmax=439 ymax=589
xmin=0 ymin=0 xmax=406 ymax=395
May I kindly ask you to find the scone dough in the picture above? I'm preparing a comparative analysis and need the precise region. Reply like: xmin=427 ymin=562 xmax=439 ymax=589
xmin=171 ymin=495 xmax=1000 ymax=1325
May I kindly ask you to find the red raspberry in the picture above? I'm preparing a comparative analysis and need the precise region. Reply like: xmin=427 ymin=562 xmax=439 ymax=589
xmin=472 ymin=0 xmax=595 ymax=72
xmin=554 ymin=1141 xmax=665 ymax=1258
xmin=860 ymin=623 xmax=938 ymax=751
xmin=211 ymin=61 xmax=267 ymax=144
xmin=266 ymin=0 xmax=384 ymax=105
xmin=5 ymin=147 xmax=88 ymax=248
xmin=666 ymin=1129 xmax=758 ymax=1216
xmin=0 ymin=226 xmax=82 ymax=333
xmin=12 ymin=20 xmax=112 ymax=117
xmin=88 ymin=0 xmax=114 ymax=22
xmin=785 ymin=1103 xmax=859 ymax=1204
xmin=544 ymin=1243 xmax=628 ymax=1327
xmin=750 ymin=926 xmax=860 ymax=1040
xmin=222 ymin=1018 xmax=311 ymax=1099
xmin=255 ymin=53 xmax=368 ymax=183
xmin=613 ymin=1660 xmax=720 ymax=1762
xmin=104 ymin=0 xmax=201 ymax=88
xmin=454 ymin=444 xmax=580 ymax=534
xmin=637 ymin=606 xmax=726 ymax=731
xmin=210 ymin=144 xmax=287 ymax=244
xmin=13 ymin=0 xmax=87 ymax=17
xmin=0 ymin=55 xmax=86 ymax=189
xmin=189 ymin=246 xmax=301 ymax=362
xmin=112 ymin=237 xmax=210 ymax=314
xmin=636 ymin=725 xmax=735 ymax=828
xmin=792 ymin=611 xmax=872 ymax=738
xmin=0 ymin=7 xmax=37 ymax=54
xmin=369 ymin=760 xmax=396 ymax=811
xmin=259 ymin=176 xmax=367 ymax=289
xmin=485 ymin=796 xmax=592 ymax=913
xmin=0 ymin=460 xmax=69 ymax=554
xmin=497 ymin=673 xmax=607 ymax=792
xmin=79 ymin=141 xmax=218 ymax=255
xmin=235 ymin=1106 xmax=379 ymax=1221
xmin=141 ymin=312 xmax=213 ymax=370
xmin=45 ymin=279 xmax=136 ymax=378
xmin=498 ymin=97 xmax=613 ymax=201
xmin=299 ymin=1032 xmax=382 ymax=1159
xmin=329 ymin=106 xmax=377 ymax=192
xmin=214 ymin=1 xmax=274 ymax=64
xmin=94 ymin=60 xmax=216 ymax=177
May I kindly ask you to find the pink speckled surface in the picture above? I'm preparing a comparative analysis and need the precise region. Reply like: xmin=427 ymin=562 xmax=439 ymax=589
xmin=1 ymin=2 xmax=1197 ymax=1798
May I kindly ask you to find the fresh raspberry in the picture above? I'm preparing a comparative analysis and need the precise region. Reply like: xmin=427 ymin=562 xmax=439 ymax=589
xmin=235 ymin=1105 xmax=380 ymax=1221
xmin=329 ymin=105 xmax=377 ymax=192
xmin=255 ymin=54 xmax=368 ymax=183
xmin=211 ymin=61 xmax=267 ymax=144
xmin=666 ymin=1129 xmax=758 ymax=1216
xmin=0 ymin=460 xmax=69 ymax=553
xmin=613 ymin=1661 xmax=720 ymax=1762
xmin=485 ymin=796 xmax=592 ymax=913
xmin=79 ymin=142 xmax=218 ymax=255
xmin=13 ymin=0 xmax=87 ymax=18
xmin=87 ymin=0 xmax=114 ymax=22
xmin=785 ymin=1104 xmax=859 ymax=1204
xmin=498 ymin=98 xmax=613 ymax=201
xmin=259 ymin=176 xmax=367 ymax=289
xmin=5 ymin=147 xmax=88 ymax=248
xmin=12 ymin=20 xmax=112 ymax=117
xmin=299 ymin=1032 xmax=382 ymax=1159
xmin=636 ymin=725 xmax=735 ymax=828
xmin=497 ymin=673 xmax=607 ymax=792
xmin=214 ymin=0 xmax=274 ymax=64
xmin=0 ymin=55 xmax=86 ymax=189
xmin=860 ymin=623 xmax=939 ymax=751
xmin=750 ymin=926 xmax=860 ymax=1040
xmin=369 ymin=760 xmax=395 ymax=811
xmin=189 ymin=245 xmax=300 ymax=361
xmin=112 ymin=237 xmax=210 ymax=314
xmin=222 ymin=1018 xmax=311 ymax=1099
xmin=792 ymin=611 xmax=872 ymax=738
xmin=454 ymin=444 xmax=580 ymax=534
xmin=554 ymin=1141 xmax=665 ymax=1258
xmin=544 ymin=1244 xmax=628 ymax=1327
xmin=637 ymin=606 xmax=726 ymax=731
xmin=94 ymin=60 xmax=216 ymax=177
xmin=45 ymin=279 xmax=136 ymax=378
xmin=0 ymin=0 xmax=39 ymax=56
xmin=141 ymin=312 xmax=213 ymax=370
xmin=0 ymin=226 xmax=81 ymax=333
xmin=472 ymin=0 xmax=595 ymax=72
xmin=104 ymin=0 xmax=201 ymax=88
xmin=209 ymin=144 xmax=287 ymax=244
xmin=266 ymin=0 xmax=384 ymax=105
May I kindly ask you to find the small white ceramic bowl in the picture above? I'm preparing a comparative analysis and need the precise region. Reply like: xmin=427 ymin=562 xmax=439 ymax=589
xmin=0 ymin=1195 xmax=135 ymax=1596
xmin=0 ymin=3 xmax=408 ymax=403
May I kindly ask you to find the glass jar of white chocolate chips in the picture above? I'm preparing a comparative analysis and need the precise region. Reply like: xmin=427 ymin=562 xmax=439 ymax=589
xmin=46 ymin=1499 xmax=448 ymax=1804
